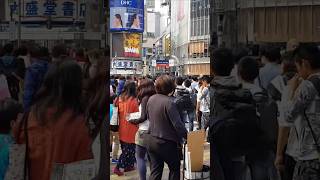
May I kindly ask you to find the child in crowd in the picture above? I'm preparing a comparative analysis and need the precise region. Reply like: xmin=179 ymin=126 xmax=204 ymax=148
xmin=0 ymin=98 xmax=23 ymax=180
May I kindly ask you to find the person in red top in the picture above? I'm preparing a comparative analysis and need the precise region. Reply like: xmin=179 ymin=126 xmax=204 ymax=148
xmin=13 ymin=60 xmax=93 ymax=180
xmin=113 ymin=81 xmax=139 ymax=176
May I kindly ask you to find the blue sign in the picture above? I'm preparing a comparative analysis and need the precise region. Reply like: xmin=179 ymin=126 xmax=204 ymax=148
xmin=26 ymin=1 xmax=38 ymax=16
xmin=113 ymin=60 xmax=138 ymax=69
xmin=62 ymin=2 xmax=75 ymax=16
xmin=44 ymin=0 xmax=57 ymax=16
xmin=110 ymin=0 xmax=144 ymax=33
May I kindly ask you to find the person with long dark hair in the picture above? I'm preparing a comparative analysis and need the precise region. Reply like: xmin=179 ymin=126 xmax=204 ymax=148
xmin=113 ymin=14 xmax=123 ymax=28
xmin=146 ymin=75 xmax=187 ymax=180
xmin=113 ymin=81 xmax=139 ymax=176
xmin=129 ymin=79 xmax=156 ymax=180
xmin=13 ymin=60 xmax=93 ymax=180
xmin=129 ymin=14 xmax=140 ymax=29
xmin=84 ymin=49 xmax=108 ymax=180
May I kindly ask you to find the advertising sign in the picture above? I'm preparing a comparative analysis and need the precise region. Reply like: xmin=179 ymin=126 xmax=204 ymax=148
xmin=112 ymin=59 xmax=141 ymax=69
xmin=6 ymin=0 xmax=86 ymax=22
xmin=112 ymin=33 xmax=142 ymax=58
xmin=156 ymin=58 xmax=169 ymax=68
xmin=110 ymin=0 xmax=144 ymax=33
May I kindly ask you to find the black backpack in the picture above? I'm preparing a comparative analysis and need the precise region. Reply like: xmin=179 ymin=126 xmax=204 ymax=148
xmin=208 ymin=84 xmax=261 ymax=158
xmin=253 ymin=90 xmax=279 ymax=151
xmin=174 ymin=89 xmax=194 ymax=111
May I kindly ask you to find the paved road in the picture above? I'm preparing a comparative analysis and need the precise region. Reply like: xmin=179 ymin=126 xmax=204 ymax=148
xmin=110 ymin=142 xmax=210 ymax=180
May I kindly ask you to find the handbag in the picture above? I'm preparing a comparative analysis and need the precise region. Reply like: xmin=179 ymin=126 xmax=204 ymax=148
xmin=5 ymin=112 xmax=30 ymax=180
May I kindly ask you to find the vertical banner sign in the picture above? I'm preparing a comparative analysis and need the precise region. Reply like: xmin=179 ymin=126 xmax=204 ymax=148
xmin=109 ymin=0 xmax=144 ymax=32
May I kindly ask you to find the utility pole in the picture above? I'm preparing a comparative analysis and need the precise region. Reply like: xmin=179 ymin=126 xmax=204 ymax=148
xmin=17 ymin=0 xmax=21 ymax=47
xmin=214 ymin=0 xmax=224 ymax=48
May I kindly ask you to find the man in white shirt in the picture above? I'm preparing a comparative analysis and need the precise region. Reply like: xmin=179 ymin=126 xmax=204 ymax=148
xmin=197 ymin=76 xmax=210 ymax=131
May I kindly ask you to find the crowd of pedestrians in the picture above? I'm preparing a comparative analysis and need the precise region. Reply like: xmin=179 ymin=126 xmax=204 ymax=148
xmin=210 ymin=43 xmax=320 ymax=180
xmin=0 ymin=43 xmax=108 ymax=180
xmin=110 ymin=73 xmax=211 ymax=179
xmin=1 ymin=40 xmax=319 ymax=180
xmin=110 ymin=41 xmax=320 ymax=180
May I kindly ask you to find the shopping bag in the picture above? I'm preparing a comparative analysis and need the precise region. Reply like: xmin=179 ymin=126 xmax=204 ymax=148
xmin=0 ymin=74 xmax=11 ymax=100
xmin=51 ymin=159 xmax=96 ymax=180
xmin=128 ymin=105 xmax=141 ymax=121
xmin=5 ymin=112 xmax=30 ymax=180
xmin=4 ymin=144 xmax=27 ymax=180
xmin=110 ymin=107 xmax=119 ymax=132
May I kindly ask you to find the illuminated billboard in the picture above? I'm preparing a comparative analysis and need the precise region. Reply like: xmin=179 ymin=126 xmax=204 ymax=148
xmin=112 ymin=33 xmax=142 ymax=58
xmin=110 ymin=0 xmax=144 ymax=33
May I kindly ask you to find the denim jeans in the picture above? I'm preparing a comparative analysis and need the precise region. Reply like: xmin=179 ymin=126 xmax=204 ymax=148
xmin=247 ymin=150 xmax=279 ymax=180
xmin=136 ymin=145 xmax=149 ymax=180
xmin=182 ymin=110 xmax=196 ymax=131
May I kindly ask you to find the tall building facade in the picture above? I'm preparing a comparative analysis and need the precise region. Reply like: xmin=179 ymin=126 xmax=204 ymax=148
xmin=170 ymin=0 xmax=210 ymax=75
xmin=212 ymin=0 xmax=320 ymax=47
xmin=186 ymin=0 xmax=210 ymax=75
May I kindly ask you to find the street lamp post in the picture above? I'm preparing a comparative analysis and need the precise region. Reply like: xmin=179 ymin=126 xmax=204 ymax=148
xmin=17 ymin=0 xmax=21 ymax=47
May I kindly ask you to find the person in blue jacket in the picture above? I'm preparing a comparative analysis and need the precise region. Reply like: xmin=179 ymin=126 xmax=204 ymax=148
xmin=23 ymin=46 xmax=49 ymax=111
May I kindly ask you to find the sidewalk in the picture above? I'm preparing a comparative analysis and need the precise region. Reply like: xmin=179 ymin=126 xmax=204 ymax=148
xmin=110 ymin=142 xmax=210 ymax=180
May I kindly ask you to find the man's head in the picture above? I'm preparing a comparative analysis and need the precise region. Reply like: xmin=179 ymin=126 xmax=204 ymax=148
xmin=293 ymin=44 xmax=320 ymax=79
xmin=184 ymin=79 xmax=191 ymax=88
xmin=29 ymin=45 xmax=49 ymax=61
xmin=211 ymin=48 xmax=234 ymax=76
xmin=192 ymin=76 xmax=198 ymax=82
xmin=52 ymin=44 xmax=67 ymax=59
xmin=202 ymin=75 xmax=211 ymax=86
xmin=3 ymin=43 xmax=14 ymax=55
xmin=175 ymin=76 xmax=184 ymax=86
xmin=260 ymin=46 xmax=281 ymax=64
xmin=238 ymin=57 xmax=259 ymax=83
xmin=0 ymin=98 xmax=23 ymax=134
xmin=233 ymin=47 xmax=249 ymax=65
xmin=287 ymin=39 xmax=299 ymax=52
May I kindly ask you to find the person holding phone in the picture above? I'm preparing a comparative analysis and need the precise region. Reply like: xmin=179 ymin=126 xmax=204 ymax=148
xmin=282 ymin=44 xmax=320 ymax=180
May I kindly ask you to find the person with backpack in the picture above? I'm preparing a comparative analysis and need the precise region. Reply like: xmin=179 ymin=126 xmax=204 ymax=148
xmin=282 ymin=44 xmax=320 ymax=180
xmin=238 ymin=56 xmax=279 ymax=180
xmin=0 ymin=43 xmax=19 ymax=101
xmin=209 ymin=48 xmax=259 ymax=180
xmin=174 ymin=76 xmax=195 ymax=131
xmin=184 ymin=78 xmax=197 ymax=132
